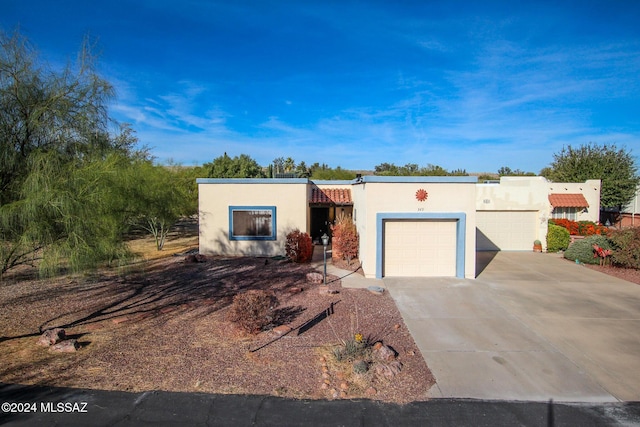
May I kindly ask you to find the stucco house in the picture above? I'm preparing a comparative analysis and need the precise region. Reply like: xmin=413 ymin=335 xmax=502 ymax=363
xmin=198 ymin=176 xmax=600 ymax=279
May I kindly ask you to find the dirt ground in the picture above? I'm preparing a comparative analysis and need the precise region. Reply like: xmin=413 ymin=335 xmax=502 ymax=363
xmin=583 ymin=262 xmax=640 ymax=285
xmin=0 ymin=254 xmax=435 ymax=404
xmin=2 ymin=221 xmax=638 ymax=404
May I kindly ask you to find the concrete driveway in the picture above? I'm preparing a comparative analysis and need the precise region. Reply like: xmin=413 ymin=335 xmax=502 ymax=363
xmin=384 ymin=251 xmax=640 ymax=402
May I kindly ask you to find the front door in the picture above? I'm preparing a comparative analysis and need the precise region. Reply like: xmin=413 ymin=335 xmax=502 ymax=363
xmin=310 ymin=207 xmax=330 ymax=244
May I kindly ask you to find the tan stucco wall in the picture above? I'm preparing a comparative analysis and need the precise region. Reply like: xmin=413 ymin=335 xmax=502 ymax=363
xmin=475 ymin=177 xmax=602 ymax=250
xmin=476 ymin=177 xmax=550 ymax=245
xmin=355 ymin=178 xmax=477 ymax=279
xmin=198 ymin=179 xmax=308 ymax=256
xmin=548 ymin=179 xmax=601 ymax=222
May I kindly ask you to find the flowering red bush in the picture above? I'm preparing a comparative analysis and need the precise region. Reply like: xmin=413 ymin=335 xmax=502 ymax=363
xmin=549 ymin=219 xmax=608 ymax=236
xmin=285 ymin=229 xmax=313 ymax=263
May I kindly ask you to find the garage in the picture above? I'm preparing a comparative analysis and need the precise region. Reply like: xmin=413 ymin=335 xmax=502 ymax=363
xmin=383 ymin=219 xmax=458 ymax=277
xmin=476 ymin=210 xmax=537 ymax=251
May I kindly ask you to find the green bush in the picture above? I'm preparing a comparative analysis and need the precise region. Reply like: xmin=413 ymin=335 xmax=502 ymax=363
xmin=564 ymin=235 xmax=612 ymax=265
xmin=609 ymin=227 xmax=640 ymax=269
xmin=547 ymin=223 xmax=570 ymax=253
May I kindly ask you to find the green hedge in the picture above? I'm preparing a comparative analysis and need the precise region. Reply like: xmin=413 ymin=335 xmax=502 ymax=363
xmin=564 ymin=235 xmax=612 ymax=265
xmin=547 ymin=223 xmax=570 ymax=253
xmin=609 ymin=227 xmax=640 ymax=269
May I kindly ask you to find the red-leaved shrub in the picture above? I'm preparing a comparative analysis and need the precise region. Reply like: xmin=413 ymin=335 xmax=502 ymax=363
xmin=330 ymin=212 xmax=359 ymax=266
xmin=226 ymin=290 xmax=278 ymax=334
xmin=285 ymin=229 xmax=313 ymax=263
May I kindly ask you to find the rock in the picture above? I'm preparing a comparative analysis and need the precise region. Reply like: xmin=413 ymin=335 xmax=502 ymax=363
xmin=340 ymin=381 xmax=349 ymax=390
xmin=306 ymin=272 xmax=324 ymax=284
xmin=372 ymin=341 xmax=383 ymax=351
xmin=339 ymin=391 xmax=348 ymax=398
xmin=271 ymin=325 xmax=292 ymax=336
xmin=38 ymin=328 xmax=66 ymax=346
xmin=318 ymin=285 xmax=338 ymax=295
xmin=288 ymin=286 xmax=303 ymax=294
xmin=50 ymin=339 xmax=79 ymax=353
xmin=368 ymin=286 xmax=385 ymax=295
xmin=374 ymin=361 xmax=403 ymax=380
xmin=365 ymin=387 xmax=377 ymax=396
xmin=185 ymin=254 xmax=206 ymax=263
xmin=373 ymin=344 xmax=396 ymax=362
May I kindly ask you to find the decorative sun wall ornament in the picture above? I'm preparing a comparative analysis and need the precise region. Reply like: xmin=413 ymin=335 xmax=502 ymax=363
xmin=415 ymin=188 xmax=428 ymax=202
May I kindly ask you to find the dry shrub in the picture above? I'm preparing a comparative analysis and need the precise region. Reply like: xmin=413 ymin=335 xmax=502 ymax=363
xmin=330 ymin=212 xmax=358 ymax=265
xmin=226 ymin=290 xmax=278 ymax=334
xmin=285 ymin=229 xmax=313 ymax=263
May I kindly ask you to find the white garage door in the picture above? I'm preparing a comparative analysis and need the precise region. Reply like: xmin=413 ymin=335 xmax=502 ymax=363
xmin=476 ymin=211 xmax=536 ymax=251
xmin=384 ymin=220 xmax=457 ymax=277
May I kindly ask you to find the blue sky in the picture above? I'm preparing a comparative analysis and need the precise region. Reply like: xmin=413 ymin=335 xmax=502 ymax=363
xmin=2 ymin=1 xmax=639 ymax=173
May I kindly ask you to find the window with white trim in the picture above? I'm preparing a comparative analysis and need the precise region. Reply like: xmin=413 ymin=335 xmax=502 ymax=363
xmin=552 ymin=207 xmax=578 ymax=221
xmin=229 ymin=206 xmax=276 ymax=240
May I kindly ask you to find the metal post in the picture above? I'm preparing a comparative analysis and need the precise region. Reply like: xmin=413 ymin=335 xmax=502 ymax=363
xmin=321 ymin=233 xmax=329 ymax=285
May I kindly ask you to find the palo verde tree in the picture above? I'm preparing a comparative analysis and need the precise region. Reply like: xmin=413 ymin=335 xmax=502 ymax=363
xmin=0 ymin=30 xmax=146 ymax=277
xmin=129 ymin=162 xmax=196 ymax=251
xmin=0 ymin=30 xmax=119 ymax=205
xmin=542 ymin=143 xmax=640 ymax=210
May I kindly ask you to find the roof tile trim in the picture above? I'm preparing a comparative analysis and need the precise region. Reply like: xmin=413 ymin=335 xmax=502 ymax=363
xmin=548 ymin=193 xmax=589 ymax=208
xmin=310 ymin=188 xmax=353 ymax=205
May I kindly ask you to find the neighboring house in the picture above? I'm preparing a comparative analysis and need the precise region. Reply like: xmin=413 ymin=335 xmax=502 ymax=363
xmin=198 ymin=176 xmax=600 ymax=279
xmin=617 ymin=186 xmax=640 ymax=228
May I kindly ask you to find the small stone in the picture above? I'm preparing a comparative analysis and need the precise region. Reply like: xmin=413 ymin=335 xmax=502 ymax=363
xmin=288 ymin=286 xmax=303 ymax=294
xmin=322 ymin=366 xmax=329 ymax=373
xmin=368 ymin=286 xmax=384 ymax=295
xmin=339 ymin=391 xmax=348 ymax=398
xmin=372 ymin=342 xmax=383 ymax=351
xmin=330 ymin=388 xmax=338 ymax=398
xmin=319 ymin=356 xmax=326 ymax=363
xmin=335 ymin=371 xmax=345 ymax=380
xmin=320 ymin=383 xmax=329 ymax=390
xmin=394 ymin=324 xmax=401 ymax=330
xmin=340 ymin=381 xmax=349 ymax=390
xmin=271 ymin=325 xmax=292 ymax=336
xmin=324 ymin=379 xmax=331 ymax=385
xmin=112 ymin=316 xmax=129 ymax=324
xmin=407 ymin=350 xmax=416 ymax=356
xmin=365 ymin=387 xmax=377 ymax=396
xmin=38 ymin=328 xmax=66 ymax=346
xmin=306 ymin=272 xmax=324 ymax=284
xmin=50 ymin=339 xmax=79 ymax=353
xmin=322 ymin=372 xmax=330 ymax=379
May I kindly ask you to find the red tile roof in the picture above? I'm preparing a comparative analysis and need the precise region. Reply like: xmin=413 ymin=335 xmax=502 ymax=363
xmin=310 ymin=188 xmax=353 ymax=205
xmin=549 ymin=193 xmax=589 ymax=208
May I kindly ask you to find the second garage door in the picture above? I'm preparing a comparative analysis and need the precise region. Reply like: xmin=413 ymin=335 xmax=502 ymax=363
xmin=476 ymin=210 xmax=537 ymax=251
xmin=383 ymin=219 xmax=457 ymax=277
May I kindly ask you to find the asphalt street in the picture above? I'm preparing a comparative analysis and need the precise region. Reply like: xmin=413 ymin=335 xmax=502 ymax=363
xmin=2 ymin=382 xmax=640 ymax=426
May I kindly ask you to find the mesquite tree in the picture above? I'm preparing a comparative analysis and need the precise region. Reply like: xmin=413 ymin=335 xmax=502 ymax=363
xmin=543 ymin=143 xmax=639 ymax=210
